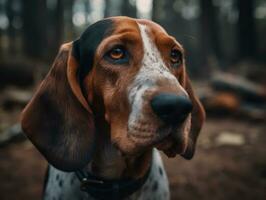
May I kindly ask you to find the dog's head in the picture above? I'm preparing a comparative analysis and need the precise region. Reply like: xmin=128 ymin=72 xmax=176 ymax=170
xmin=21 ymin=17 xmax=205 ymax=172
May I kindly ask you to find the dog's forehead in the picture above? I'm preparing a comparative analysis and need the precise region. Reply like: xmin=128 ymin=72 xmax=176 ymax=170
xmin=109 ymin=17 xmax=183 ymax=53
xmin=111 ymin=17 xmax=169 ymax=38
xmin=75 ymin=17 xmax=179 ymax=80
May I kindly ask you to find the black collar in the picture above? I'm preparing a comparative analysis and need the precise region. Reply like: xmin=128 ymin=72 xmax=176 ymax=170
xmin=75 ymin=166 xmax=151 ymax=200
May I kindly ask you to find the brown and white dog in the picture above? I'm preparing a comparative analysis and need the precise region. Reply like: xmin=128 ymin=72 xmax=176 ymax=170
xmin=21 ymin=17 xmax=205 ymax=200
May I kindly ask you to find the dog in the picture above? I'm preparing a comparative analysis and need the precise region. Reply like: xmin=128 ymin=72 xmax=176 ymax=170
xmin=21 ymin=16 xmax=205 ymax=200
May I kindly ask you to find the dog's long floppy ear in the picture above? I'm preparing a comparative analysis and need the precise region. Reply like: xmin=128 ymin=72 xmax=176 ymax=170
xmin=21 ymin=42 xmax=95 ymax=171
xmin=179 ymin=68 xmax=206 ymax=159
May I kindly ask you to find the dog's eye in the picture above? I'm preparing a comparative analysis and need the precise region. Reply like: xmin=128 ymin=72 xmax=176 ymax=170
xmin=106 ymin=46 xmax=129 ymax=64
xmin=109 ymin=47 xmax=125 ymax=60
xmin=170 ymin=48 xmax=182 ymax=67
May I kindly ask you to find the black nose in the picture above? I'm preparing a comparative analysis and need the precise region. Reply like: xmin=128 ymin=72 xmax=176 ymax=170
xmin=150 ymin=93 xmax=193 ymax=124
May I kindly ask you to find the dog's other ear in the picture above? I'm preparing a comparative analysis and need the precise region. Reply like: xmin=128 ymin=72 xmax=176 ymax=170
xmin=180 ymin=68 xmax=206 ymax=159
xmin=21 ymin=42 xmax=95 ymax=171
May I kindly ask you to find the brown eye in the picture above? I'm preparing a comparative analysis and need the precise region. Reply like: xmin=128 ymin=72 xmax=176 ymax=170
xmin=109 ymin=47 xmax=125 ymax=60
xmin=106 ymin=46 xmax=129 ymax=64
xmin=170 ymin=48 xmax=182 ymax=67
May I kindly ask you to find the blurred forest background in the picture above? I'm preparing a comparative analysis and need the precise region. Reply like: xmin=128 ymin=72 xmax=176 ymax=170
xmin=0 ymin=0 xmax=266 ymax=200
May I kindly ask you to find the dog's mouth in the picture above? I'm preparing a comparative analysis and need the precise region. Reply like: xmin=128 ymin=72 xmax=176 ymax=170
xmin=113 ymin=112 xmax=191 ymax=156
xmin=123 ymin=114 xmax=191 ymax=156
xmin=127 ymin=123 xmax=180 ymax=148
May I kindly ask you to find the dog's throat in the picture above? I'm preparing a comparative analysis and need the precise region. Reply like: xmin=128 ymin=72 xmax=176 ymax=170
xmin=88 ymin=140 xmax=152 ymax=180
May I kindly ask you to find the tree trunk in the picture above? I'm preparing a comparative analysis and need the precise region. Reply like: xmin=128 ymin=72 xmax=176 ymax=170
xmin=199 ymin=0 xmax=221 ymax=66
xmin=237 ymin=0 xmax=257 ymax=59
xmin=22 ymin=0 xmax=48 ymax=60
xmin=121 ymin=0 xmax=136 ymax=18
xmin=198 ymin=0 xmax=223 ymax=77
xmin=152 ymin=0 xmax=177 ymax=35
xmin=47 ymin=0 xmax=64 ymax=59
xmin=104 ymin=0 xmax=122 ymax=17
xmin=6 ymin=0 xmax=16 ymax=55
xmin=64 ymin=0 xmax=74 ymax=37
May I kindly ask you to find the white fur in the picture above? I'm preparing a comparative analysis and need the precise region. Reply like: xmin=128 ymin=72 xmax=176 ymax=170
xmin=128 ymin=24 xmax=187 ymax=130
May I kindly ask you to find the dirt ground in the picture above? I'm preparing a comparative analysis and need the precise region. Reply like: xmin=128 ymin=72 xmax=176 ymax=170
xmin=0 ymin=116 xmax=265 ymax=200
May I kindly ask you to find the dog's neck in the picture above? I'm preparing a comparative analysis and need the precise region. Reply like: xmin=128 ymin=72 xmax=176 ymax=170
xmin=88 ymin=120 xmax=152 ymax=180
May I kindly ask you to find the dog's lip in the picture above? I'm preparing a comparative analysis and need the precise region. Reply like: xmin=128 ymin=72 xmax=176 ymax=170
xmin=155 ymin=135 xmax=179 ymax=151
xmin=127 ymin=126 xmax=174 ymax=146
xmin=155 ymin=139 xmax=173 ymax=150
xmin=128 ymin=124 xmax=157 ymax=134
xmin=128 ymin=133 xmax=155 ymax=145
xmin=129 ymin=132 xmax=154 ymax=139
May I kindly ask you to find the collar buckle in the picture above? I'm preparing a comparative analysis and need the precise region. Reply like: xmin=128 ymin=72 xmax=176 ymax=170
xmin=80 ymin=177 xmax=104 ymax=191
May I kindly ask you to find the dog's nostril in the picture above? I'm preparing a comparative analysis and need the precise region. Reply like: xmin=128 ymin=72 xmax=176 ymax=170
xmin=150 ymin=93 xmax=193 ymax=124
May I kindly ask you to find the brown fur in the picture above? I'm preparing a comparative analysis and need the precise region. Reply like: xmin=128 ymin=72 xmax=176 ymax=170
xmin=21 ymin=44 xmax=95 ymax=171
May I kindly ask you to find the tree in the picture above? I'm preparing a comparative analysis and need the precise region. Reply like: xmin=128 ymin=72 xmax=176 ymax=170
xmin=47 ymin=0 xmax=64 ymax=59
xmin=199 ymin=0 xmax=221 ymax=71
xmin=6 ymin=0 xmax=16 ymax=54
xmin=121 ymin=0 xmax=137 ymax=18
xmin=152 ymin=0 xmax=180 ymax=36
xmin=104 ymin=0 xmax=122 ymax=17
xmin=22 ymin=0 xmax=48 ymax=59
xmin=64 ymin=0 xmax=74 ymax=39
xmin=236 ymin=0 xmax=257 ymax=59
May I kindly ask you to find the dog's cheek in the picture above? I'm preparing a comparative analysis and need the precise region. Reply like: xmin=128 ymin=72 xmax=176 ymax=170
xmin=107 ymin=88 xmax=131 ymax=141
